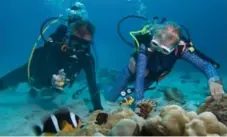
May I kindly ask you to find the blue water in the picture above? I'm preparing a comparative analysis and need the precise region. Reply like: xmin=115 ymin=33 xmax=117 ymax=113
xmin=1 ymin=0 xmax=227 ymax=72
xmin=0 ymin=0 xmax=227 ymax=135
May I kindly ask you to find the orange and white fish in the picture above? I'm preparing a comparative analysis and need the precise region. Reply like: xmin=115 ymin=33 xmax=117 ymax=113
xmin=33 ymin=108 xmax=82 ymax=136
xmin=120 ymin=96 xmax=135 ymax=106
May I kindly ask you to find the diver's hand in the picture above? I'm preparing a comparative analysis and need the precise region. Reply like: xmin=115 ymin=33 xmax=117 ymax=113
xmin=209 ymin=81 xmax=225 ymax=100
xmin=51 ymin=69 xmax=69 ymax=91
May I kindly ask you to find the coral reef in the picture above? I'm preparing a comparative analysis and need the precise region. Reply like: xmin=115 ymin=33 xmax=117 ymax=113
xmin=108 ymin=119 xmax=140 ymax=136
xmin=135 ymin=99 xmax=157 ymax=119
xmin=58 ymin=108 xmax=136 ymax=136
xmin=198 ymin=95 xmax=227 ymax=127
xmin=142 ymin=105 xmax=227 ymax=136
xmin=57 ymin=103 xmax=227 ymax=136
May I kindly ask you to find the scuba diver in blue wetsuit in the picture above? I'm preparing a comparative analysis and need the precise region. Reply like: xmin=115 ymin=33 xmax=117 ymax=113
xmin=104 ymin=16 xmax=225 ymax=109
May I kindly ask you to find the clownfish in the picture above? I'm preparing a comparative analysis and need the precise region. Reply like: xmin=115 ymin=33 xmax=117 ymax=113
xmin=32 ymin=108 xmax=82 ymax=136
xmin=120 ymin=96 xmax=135 ymax=106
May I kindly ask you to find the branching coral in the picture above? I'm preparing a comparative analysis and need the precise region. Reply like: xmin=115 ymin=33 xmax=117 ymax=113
xmin=198 ymin=95 xmax=227 ymax=127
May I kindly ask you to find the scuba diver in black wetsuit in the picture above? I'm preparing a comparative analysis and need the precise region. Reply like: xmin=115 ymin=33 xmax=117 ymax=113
xmin=0 ymin=2 xmax=103 ymax=111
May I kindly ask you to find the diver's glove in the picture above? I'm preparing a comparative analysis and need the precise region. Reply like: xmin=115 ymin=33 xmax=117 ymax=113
xmin=51 ymin=69 xmax=70 ymax=91
xmin=208 ymin=77 xmax=225 ymax=100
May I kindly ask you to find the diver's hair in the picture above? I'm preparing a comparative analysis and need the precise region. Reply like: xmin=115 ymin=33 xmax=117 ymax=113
xmin=150 ymin=21 xmax=181 ymax=35
xmin=150 ymin=21 xmax=181 ymax=46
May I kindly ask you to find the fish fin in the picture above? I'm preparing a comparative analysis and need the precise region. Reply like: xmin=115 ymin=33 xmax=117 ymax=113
xmin=32 ymin=125 xmax=42 ymax=136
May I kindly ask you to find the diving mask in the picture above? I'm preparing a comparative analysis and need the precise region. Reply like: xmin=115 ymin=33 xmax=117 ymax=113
xmin=150 ymin=31 xmax=180 ymax=55
xmin=150 ymin=38 xmax=175 ymax=55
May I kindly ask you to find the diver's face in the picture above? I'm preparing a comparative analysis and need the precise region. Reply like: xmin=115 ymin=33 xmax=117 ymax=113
xmin=72 ymin=26 xmax=92 ymax=42
xmin=150 ymin=27 xmax=180 ymax=55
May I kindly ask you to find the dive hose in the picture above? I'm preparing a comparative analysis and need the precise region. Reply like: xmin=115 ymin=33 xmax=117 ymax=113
xmin=117 ymin=15 xmax=148 ymax=48
xmin=27 ymin=17 xmax=61 ymax=84
xmin=117 ymin=15 xmax=193 ymax=48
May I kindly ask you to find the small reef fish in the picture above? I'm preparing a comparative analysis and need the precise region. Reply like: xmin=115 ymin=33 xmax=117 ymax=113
xmin=32 ymin=108 xmax=82 ymax=136
xmin=120 ymin=96 xmax=135 ymax=106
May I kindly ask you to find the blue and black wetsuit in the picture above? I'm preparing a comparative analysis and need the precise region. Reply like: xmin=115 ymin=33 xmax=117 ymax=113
xmin=104 ymin=32 xmax=221 ymax=103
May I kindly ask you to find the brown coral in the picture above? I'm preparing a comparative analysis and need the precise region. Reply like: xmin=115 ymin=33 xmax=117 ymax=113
xmin=136 ymin=99 xmax=157 ymax=119
xmin=142 ymin=105 xmax=190 ymax=136
xmin=142 ymin=105 xmax=227 ymax=136
xmin=160 ymin=105 xmax=190 ymax=135
xmin=82 ymin=108 xmax=136 ymax=135
xmin=184 ymin=112 xmax=227 ymax=136
xmin=184 ymin=118 xmax=207 ymax=136
xmin=142 ymin=115 xmax=167 ymax=136
xmin=108 ymin=119 xmax=140 ymax=136
xmin=198 ymin=95 xmax=227 ymax=126
xmin=56 ymin=103 xmax=227 ymax=136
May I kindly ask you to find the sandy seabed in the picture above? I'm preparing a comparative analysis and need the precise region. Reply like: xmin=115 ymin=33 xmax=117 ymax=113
xmin=0 ymin=71 xmax=226 ymax=135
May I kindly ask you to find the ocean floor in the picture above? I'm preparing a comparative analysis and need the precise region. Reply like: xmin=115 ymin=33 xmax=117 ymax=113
xmin=0 ymin=71 xmax=226 ymax=135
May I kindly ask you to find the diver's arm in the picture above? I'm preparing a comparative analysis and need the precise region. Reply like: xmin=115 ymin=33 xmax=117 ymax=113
xmin=134 ymin=44 xmax=148 ymax=102
xmin=182 ymin=48 xmax=222 ymax=83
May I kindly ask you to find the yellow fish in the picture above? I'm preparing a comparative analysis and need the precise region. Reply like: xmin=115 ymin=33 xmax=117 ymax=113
xmin=120 ymin=96 xmax=135 ymax=106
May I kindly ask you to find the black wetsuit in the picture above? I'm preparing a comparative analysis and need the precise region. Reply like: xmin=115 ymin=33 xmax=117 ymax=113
xmin=0 ymin=24 xmax=68 ymax=90
xmin=0 ymin=21 xmax=103 ymax=110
